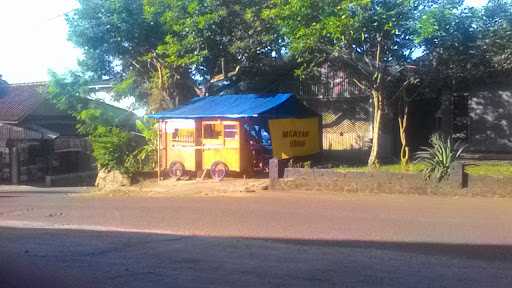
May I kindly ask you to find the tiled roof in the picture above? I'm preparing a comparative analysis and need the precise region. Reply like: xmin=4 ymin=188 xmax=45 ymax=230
xmin=0 ymin=82 xmax=47 ymax=123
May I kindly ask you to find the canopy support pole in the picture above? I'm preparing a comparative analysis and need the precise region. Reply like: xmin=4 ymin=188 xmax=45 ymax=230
xmin=157 ymin=121 xmax=161 ymax=182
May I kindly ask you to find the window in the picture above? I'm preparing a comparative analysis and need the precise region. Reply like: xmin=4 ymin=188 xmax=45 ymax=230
xmin=203 ymin=123 xmax=222 ymax=139
xmin=224 ymin=124 xmax=238 ymax=139
xmin=171 ymin=128 xmax=195 ymax=143
xmin=452 ymin=94 xmax=470 ymax=142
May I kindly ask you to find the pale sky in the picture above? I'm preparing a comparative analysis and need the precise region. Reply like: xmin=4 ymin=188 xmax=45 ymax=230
xmin=466 ymin=0 xmax=488 ymax=7
xmin=0 ymin=0 xmax=489 ymax=84
xmin=0 ymin=0 xmax=81 ymax=84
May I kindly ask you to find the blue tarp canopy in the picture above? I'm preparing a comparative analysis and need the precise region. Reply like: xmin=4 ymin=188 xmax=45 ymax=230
xmin=147 ymin=93 xmax=318 ymax=119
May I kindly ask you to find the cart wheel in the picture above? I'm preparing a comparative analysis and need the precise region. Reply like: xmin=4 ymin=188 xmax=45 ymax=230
xmin=169 ymin=161 xmax=186 ymax=178
xmin=210 ymin=161 xmax=229 ymax=181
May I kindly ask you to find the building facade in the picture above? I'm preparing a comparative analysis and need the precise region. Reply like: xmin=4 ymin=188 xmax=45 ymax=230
xmin=0 ymin=83 xmax=93 ymax=184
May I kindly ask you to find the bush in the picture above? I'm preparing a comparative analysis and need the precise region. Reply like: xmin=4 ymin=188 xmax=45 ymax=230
xmin=125 ymin=120 xmax=157 ymax=173
xmin=89 ymin=126 xmax=139 ymax=177
xmin=415 ymin=134 xmax=466 ymax=182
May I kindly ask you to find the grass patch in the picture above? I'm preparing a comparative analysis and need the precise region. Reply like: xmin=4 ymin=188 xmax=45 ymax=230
xmin=380 ymin=163 xmax=426 ymax=173
xmin=336 ymin=163 xmax=425 ymax=174
xmin=335 ymin=161 xmax=512 ymax=177
xmin=335 ymin=166 xmax=368 ymax=173
xmin=465 ymin=162 xmax=512 ymax=177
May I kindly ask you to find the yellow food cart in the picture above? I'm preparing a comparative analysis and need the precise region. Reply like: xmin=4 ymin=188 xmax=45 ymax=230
xmin=147 ymin=93 xmax=321 ymax=180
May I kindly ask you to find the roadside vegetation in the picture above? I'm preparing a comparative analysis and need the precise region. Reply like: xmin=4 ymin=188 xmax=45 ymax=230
xmin=48 ymin=72 xmax=157 ymax=178
xmin=415 ymin=134 xmax=466 ymax=182
xmin=337 ymin=162 xmax=512 ymax=178
xmin=337 ymin=163 xmax=425 ymax=174
xmin=465 ymin=162 xmax=512 ymax=177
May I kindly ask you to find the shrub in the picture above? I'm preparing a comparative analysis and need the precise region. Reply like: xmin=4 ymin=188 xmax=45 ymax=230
xmin=125 ymin=120 xmax=158 ymax=172
xmin=415 ymin=134 xmax=466 ymax=182
xmin=89 ymin=126 xmax=139 ymax=177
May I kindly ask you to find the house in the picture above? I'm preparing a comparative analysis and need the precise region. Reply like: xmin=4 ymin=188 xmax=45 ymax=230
xmin=0 ymin=82 xmax=136 ymax=185
xmin=437 ymin=77 xmax=512 ymax=159
xmin=303 ymin=64 xmax=512 ymax=161
xmin=298 ymin=63 xmax=377 ymax=162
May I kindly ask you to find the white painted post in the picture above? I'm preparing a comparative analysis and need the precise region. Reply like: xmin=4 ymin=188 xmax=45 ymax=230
xmin=10 ymin=146 xmax=18 ymax=185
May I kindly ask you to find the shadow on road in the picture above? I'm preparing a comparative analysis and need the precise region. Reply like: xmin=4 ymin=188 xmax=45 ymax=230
xmin=267 ymin=238 xmax=512 ymax=263
xmin=1 ymin=226 xmax=512 ymax=288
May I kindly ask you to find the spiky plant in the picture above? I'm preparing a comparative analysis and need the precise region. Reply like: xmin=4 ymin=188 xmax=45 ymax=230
xmin=415 ymin=134 xmax=466 ymax=182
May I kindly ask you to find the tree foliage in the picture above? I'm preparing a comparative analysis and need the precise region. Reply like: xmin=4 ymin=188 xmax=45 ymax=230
xmin=48 ymin=71 xmax=134 ymax=132
xmin=47 ymin=70 xmax=91 ymax=113
xmin=0 ymin=75 xmax=8 ymax=97
xmin=48 ymin=71 xmax=149 ymax=177
xmin=67 ymin=0 xmax=285 ymax=112
xmin=125 ymin=120 xmax=158 ymax=172
xmin=89 ymin=126 xmax=139 ymax=176
xmin=416 ymin=0 xmax=512 ymax=89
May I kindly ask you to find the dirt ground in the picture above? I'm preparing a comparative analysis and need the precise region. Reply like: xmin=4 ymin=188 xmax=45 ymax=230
xmin=89 ymin=177 xmax=270 ymax=198
xmin=88 ymin=174 xmax=512 ymax=199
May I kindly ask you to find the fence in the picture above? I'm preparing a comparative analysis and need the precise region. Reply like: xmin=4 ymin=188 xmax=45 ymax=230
xmin=322 ymin=120 xmax=370 ymax=151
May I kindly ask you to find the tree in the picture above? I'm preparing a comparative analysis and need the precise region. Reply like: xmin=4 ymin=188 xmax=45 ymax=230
xmin=416 ymin=0 xmax=512 ymax=90
xmin=416 ymin=1 xmax=488 ymax=90
xmin=390 ymin=70 xmax=422 ymax=167
xmin=482 ymin=0 xmax=512 ymax=74
xmin=143 ymin=0 xmax=286 ymax=102
xmin=48 ymin=71 xmax=152 ymax=177
xmin=66 ymin=0 xmax=285 ymax=112
xmin=67 ymin=0 xmax=172 ymax=112
xmin=266 ymin=0 xmax=440 ymax=167
xmin=47 ymin=70 xmax=91 ymax=113
xmin=47 ymin=70 xmax=134 ymax=132
xmin=396 ymin=0 xmax=512 ymax=165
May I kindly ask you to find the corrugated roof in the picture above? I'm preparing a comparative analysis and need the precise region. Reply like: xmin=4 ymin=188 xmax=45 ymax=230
xmin=0 ymin=123 xmax=44 ymax=141
xmin=147 ymin=93 xmax=317 ymax=119
xmin=0 ymin=83 xmax=47 ymax=123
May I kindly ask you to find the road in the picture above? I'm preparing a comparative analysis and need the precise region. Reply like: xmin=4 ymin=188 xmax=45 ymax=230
xmin=1 ymin=187 xmax=512 ymax=287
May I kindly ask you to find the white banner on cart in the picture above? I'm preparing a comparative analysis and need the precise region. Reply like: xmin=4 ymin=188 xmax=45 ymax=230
xmin=164 ymin=119 xmax=195 ymax=131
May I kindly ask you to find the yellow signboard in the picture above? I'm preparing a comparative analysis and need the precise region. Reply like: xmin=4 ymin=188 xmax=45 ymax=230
xmin=269 ymin=117 xmax=321 ymax=159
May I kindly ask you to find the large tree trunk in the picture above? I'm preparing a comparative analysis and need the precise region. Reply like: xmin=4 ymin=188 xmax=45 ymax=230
xmin=367 ymin=40 xmax=384 ymax=169
xmin=368 ymin=88 xmax=383 ymax=168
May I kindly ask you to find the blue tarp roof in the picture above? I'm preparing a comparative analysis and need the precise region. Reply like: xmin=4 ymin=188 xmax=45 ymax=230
xmin=147 ymin=93 xmax=317 ymax=119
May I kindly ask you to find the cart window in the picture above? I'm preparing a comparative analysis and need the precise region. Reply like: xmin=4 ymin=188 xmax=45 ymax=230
xmin=171 ymin=128 xmax=194 ymax=143
xmin=224 ymin=124 xmax=238 ymax=139
xmin=203 ymin=123 xmax=222 ymax=139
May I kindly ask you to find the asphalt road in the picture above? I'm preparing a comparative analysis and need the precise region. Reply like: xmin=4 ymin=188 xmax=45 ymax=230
xmin=1 ymin=188 xmax=512 ymax=287
xmin=2 ymin=227 xmax=512 ymax=288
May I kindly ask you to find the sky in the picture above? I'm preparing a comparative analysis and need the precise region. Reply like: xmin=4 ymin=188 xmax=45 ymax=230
xmin=0 ymin=0 xmax=81 ymax=84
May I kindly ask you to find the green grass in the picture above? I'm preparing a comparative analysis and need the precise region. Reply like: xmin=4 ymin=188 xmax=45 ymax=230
xmin=464 ymin=162 xmax=512 ymax=177
xmin=336 ymin=163 xmax=426 ymax=174
xmin=334 ymin=166 xmax=368 ymax=173
xmin=335 ymin=161 xmax=512 ymax=177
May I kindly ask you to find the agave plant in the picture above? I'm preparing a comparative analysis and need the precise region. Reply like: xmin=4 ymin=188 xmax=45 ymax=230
xmin=415 ymin=134 xmax=466 ymax=182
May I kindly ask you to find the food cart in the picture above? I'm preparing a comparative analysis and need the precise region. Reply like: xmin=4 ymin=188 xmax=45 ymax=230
xmin=147 ymin=93 xmax=321 ymax=180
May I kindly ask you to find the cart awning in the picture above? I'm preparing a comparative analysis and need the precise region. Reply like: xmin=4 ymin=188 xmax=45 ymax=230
xmin=146 ymin=93 xmax=318 ymax=119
